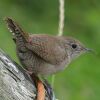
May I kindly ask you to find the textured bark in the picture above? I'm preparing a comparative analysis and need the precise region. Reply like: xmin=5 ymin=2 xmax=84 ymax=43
xmin=0 ymin=49 xmax=56 ymax=100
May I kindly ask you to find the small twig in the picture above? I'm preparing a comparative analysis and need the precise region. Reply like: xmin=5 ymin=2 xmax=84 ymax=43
xmin=51 ymin=74 xmax=55 ymax=88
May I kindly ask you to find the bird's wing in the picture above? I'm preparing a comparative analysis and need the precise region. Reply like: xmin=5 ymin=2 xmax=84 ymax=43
xmin=26 ymin=35 xmax=67 ymax=65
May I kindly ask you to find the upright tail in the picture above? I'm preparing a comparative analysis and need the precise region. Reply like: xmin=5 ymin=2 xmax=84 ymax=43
xmin=5 ymin=17 xmax=29 ymax=42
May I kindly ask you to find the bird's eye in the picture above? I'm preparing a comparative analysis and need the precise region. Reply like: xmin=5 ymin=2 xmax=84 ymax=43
xmin=71 ymin=44 xmax=77 ymax=49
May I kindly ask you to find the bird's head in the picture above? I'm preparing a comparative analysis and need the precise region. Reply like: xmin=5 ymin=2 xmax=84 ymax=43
xmin=62 ymin=36 xmax=92 ymax=61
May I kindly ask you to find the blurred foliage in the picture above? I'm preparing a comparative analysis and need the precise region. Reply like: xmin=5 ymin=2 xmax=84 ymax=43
xmin=0 ymin=0 xmax=100 ymax=100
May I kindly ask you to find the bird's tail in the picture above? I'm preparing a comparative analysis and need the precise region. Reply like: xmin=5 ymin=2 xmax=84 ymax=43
xmin=5 ymin=17 xmax=29 ymax=42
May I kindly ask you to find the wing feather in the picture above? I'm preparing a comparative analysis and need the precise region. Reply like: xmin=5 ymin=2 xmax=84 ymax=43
xmin=26 ymin=35 xmax=66 ymax=65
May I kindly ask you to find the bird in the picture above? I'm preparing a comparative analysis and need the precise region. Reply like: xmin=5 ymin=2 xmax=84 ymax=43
xmin=5 ymin=17 xmax=90 ymax=100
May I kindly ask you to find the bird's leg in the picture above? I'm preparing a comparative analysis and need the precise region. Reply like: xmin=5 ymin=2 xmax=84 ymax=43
xmin=26 ymin=69 xmax=45 ymax=100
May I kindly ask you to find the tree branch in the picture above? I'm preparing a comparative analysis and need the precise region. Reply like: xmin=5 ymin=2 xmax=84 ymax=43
xmin=0 ymin=49 xmax=56 ymax=100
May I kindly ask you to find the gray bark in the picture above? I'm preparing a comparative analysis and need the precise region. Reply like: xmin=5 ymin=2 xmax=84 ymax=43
xmin=0 ymin=49 xmax=56 ymax=100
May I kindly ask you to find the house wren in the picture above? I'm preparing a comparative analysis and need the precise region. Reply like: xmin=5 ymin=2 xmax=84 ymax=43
xmin=5 ymin=18 xmax=89 ymax=76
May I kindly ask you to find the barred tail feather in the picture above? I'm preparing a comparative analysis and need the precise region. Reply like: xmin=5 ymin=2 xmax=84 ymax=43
xmin=5 ymin=17 xmax=29 ymax=42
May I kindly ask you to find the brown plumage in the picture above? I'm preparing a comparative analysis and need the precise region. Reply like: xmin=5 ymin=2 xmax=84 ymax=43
xmin=5 ymin=17 xmax=88 ymax=76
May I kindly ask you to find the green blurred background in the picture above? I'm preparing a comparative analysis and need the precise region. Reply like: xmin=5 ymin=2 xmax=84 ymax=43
xmin=0 ymin=0 xmax=100 ymax=100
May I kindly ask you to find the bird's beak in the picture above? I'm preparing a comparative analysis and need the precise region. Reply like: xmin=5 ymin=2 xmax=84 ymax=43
xmin=85 ymin=48 xmax=95 ymax=54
